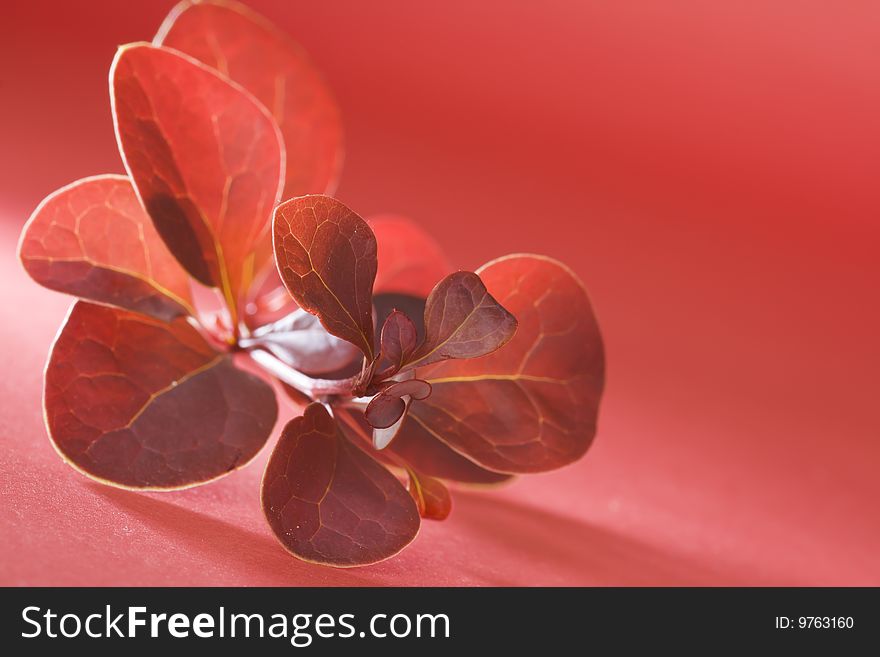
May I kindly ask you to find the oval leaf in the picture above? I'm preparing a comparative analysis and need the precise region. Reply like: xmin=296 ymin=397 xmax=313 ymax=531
xmin=410 ymin=255 xmax=605 ymax=473
xmin=407 ymin=469 xmax=452 ymax=520
xmin=273 ymin=195 xmax=377 ymax=359
xmin=45 ymin=301 xmax=278 ymax=489
xmin=261 ymin=403 xmax=419 ymax=566
xmin=405 ymin=271 xmax=517 ymax=369
xmin=369 ymin=216 xmax=453 ymax=297
xmin=156 ymin=0 xmax=343 ymax=199
xmin=379 ymin=310 xmax=418 ymax=374
xmin=366 ymin=373 xmax=431 ymax=448
xmin=111 ymin=43 xmax=284 ymax=314
xmin=19 ymin=175 xmax=195 ymax=322
xmin=365 ymin=393 xmax=407 ymax=430
xmin=384 ymin=378 xmax=432 ymax=401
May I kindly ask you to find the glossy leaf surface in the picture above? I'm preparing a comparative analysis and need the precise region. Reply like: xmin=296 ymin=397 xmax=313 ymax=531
xmin=45 ymin=302 xmax=278 ymax=489
xmin=112 ymin=43 xmax=284 ymax=311
xmin=410 ymin=255 xmax=605 ymax=473
xmin=19 ymin=175 xmax=195 ymax=322
xmin=273 ymin=196 xmax=377 ymax=359
xmin=406 ymin=271 xmax=517 ymax=369
xmin=407 ymin=470 xmax=452 ymax=520
xmin=156 ymin=0 xmax=343 ymax=200
xmin=369 ymin=216 xmax=452 ymax=297
xmin=261 ymin=403 xmax=419 ymax=566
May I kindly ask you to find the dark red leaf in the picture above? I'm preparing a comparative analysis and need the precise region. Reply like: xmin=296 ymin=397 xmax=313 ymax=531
xmin=261 ymin=403 xmax=419 ymax=566
xmin=407 ymin=469 xmax=452 ymax=520
xmin=365 ymin=376 xmax=431 ymax=447
xmin=19 ymin=175 xmax=195 ymax=322
xmin=410 ymin=255 xmax=605 ymax=473
xmin=111 ymin=43 xmax=284 ymax=318
xmin=339 ymin=410 xmax=512 ymax=484
xmin=389 ymin=417 xmax=513 ymax=485
xmin=406 ymin=271 xmax=517 ymax=369
xmin=369 ymin=216 xmax=452 ymax=297
xmin=156 ymin=0 xmax=343 ymax=200
xmin=379 ymin=310 xmax=417 ymax=374
xmin=45 ymin=301 xmax=278 ymax=489
xmin=273 ymin=195 xmax=377 ymax=359
xmin=385 ymin=378 xmax=432 ymax=401
xmin=364 ymin=394 xmax=406 ymax=430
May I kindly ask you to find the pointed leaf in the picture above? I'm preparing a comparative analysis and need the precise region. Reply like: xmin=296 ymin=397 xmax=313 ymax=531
xmin=156 ymin=0 xmax=343 ymax=201
xmin=19 ymin=175 xmax=194 ymax=322
xmin=273 ymin=195 xmax=377 ymax=359
xmin=405 ymin=271 xmax=517 ymax=369
xmin=369 ymin=216 xmax=453 ymax=297
xmin=407 ymin=470 xmax=452 ymax=520
xmin=379 ymin=310 xmax=417 ymax=374
xmin=410 ymin=255 xmax=605 ymax=473
xmin=111 ymin=43 xmax=284 ymax=314
xmin=240 ymin=308 xmax=360 ymax=375
xmin=261 ymin=403 xmax=419 ymax=566
xmin=45 ymin=301 xmax=278 ymax=489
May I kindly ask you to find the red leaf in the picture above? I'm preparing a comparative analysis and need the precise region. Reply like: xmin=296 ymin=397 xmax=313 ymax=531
xmin=155 ymin=0 xmax=343 ymax=199
xmin=45 ymin=301 xmax=277 ymax=489
xmin=19 ymin=175 xmax=194 ymax=322
xmin=337 ymin=407 xmax=512 ymax=485
xmin=379 ymin=310 xmax=417 ymax=374
xmin=406 ymin=271 xmax=517 ymax=369
xmin=364 ymin=394 xmax=406 ymax=430
xmin=407 ymin=469 xmax=452 ymax=520
xmin=365 ymin=375 xmax=431 ymax=447
xmin=410 ymin=255 xmax=605 ymax=473
xmin=369 ymin=216 xmax=453 ymax=297
xmin=364 ymin=378 xmax=431 ymax=432
xmin=273 ymin=196 xmax=377 ymax=359
xmin=261 ymin=403 xmax=419 ymax=566
xmin=384 ymin=378 xmax=432 ymax=401
xmin=111 ymin=43 xmax=284 ymax=318
xmin=387 ymin=415 xmax=513 ymax=485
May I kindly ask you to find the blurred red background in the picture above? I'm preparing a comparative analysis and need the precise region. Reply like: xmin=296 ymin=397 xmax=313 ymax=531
xmin=1 ymin=0 xmax=878 ymax=585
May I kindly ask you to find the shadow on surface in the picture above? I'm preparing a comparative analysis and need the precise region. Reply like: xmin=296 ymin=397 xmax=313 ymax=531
xmin=92 ymin=481 xmax=747 ymax=586
xmin=450 ymin=490 xmax=744 ymax=585
xmin=91 ymin=484 xmax=380 ymax=586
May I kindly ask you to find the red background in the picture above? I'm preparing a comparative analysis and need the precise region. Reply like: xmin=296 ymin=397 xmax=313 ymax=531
xmin=1 ymin=0 xmax=878 ymax=585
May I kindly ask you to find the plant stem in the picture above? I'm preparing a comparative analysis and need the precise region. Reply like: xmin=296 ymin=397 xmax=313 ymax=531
xmin=248 ymin=349 xmax=358 ymax=397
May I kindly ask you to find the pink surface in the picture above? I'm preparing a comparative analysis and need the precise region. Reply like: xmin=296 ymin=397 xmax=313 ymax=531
xmin=1 ymin=0 xmax=879 ymax=585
